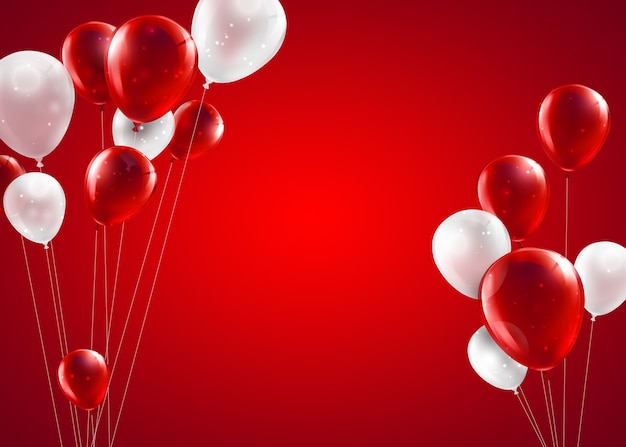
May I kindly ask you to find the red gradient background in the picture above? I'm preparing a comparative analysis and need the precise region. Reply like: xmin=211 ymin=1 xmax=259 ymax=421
xmin=2 ymin=1 xmax=626 ymax=446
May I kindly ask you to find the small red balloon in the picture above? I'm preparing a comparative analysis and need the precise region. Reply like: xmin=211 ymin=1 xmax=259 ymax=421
xmin=0 ymin=154 xmax=25 ymax=197
xmin=477 ymin=155 xmax=549 ymax=242
xmin=170 ymin=100 xmax=224 ymax=161
xmin=85 ymin=146 xmax=157 ymax=226
xmin=58 ymin=349 xmax=109 ymax=411
xmin=62 ymin=21 xmax=115 ymax=105
xmin=479 ymin=248 xmax=584 ymax=371
xmin=105 ymin=15 xmax=197 ymax=124
xmin=537 ymin=84 xmax=610 ymax=171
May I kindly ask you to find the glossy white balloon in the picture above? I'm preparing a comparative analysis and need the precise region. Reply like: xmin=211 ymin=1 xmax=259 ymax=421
xmin=468 ymin=326 xmax=527 ymax=392
xmin=575 ymin=241 xmax=626 ymax=318
xmin=3 ymin=172 xmax=66 ymax=247
xmin=432 ymin=209 xmax=511 ymax=299
xmin=0 ymin=51 xmax=75 ymax=167
xmin=191 ymin=0 xmax=287 ymax=85
xmin=112 ymin=109 xmax=175 ymax=160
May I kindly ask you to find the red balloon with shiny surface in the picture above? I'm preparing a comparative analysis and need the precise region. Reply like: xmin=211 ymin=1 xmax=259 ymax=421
xmin=62 ymin=21 xmax=115 ymax=105
xmin=58 ymin=349 xmax=109 ymax=411
xmin=170 ymin=100 xmax=224 ymax=161
xmin=105 ymin=15 xmax=197 ymax=124
xmin=477 ymin=155 xmax=549 ymax=242
xmin=85 ymin=146 xmax=157 ymax=226
xmin=537 ymin=84 xmax=610 ymax=171
xmin=479 ymin=248 xmax=584 ymax=371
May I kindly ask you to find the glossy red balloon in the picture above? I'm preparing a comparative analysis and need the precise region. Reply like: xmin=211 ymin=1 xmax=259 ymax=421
xmin=170 ymin=100 xmax=224 ymax=161
xmin=58 ymin=349 xmax=109 ymax=410
xmin=477 ymin=155 xmax=549 ymax=242
xmin=85 ymin=146 xmax=157 ymax=226
xmin=479 ymin=248 xmax=584 ymax=371
xmin=537 ymin=84 xmax=610 ymax=171
xmin=0 ymin=154 xmax=25 ymax=197
xmin=105 ymin=15 xmax=197 ymax=124
xmin=62 ymin=21 xmax=115 ymax=105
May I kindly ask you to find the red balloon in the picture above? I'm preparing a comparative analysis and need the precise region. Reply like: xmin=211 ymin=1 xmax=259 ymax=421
xmin=479 ymin=248 xmax=584 ymax=371
xmin=85 ymin=146 xmax=157 ymax=226
xmin=105 ymin=15 xmax=197 ymax=124
xmin=477 ymin=155 xmax=549 ymax=242
xmin=170 ymin=100 xmax=224 ymax=161
xmin=62 ymin=21 xmax=115 ymax=105
xmin=537 ymin=84 xmax=610 ymax=171
xmin=58 ymin=349 xmax=109 ymax=410
xmin=0 ymin=154 xmax=25 ymax=197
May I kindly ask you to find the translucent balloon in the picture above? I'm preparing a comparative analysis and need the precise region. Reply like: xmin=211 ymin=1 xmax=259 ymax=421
xmin=3 ymin=172 xmax=66 ymax=247
xmin=432 ymin=209 xmax=511 ymax=299
xmin=468 ymin=326 xmax=527 ymax=392
xmin=0 ymin=51 xmax=75 ymax=167
xmin=575 ymin=241 xmax=626 ymax=319
xmin=112 ymin=108 xmax=175 ymax=160
xmin=191 ymin=0 xmax=287 ymax=85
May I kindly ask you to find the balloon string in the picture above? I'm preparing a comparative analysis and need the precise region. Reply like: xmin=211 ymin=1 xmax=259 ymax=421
xmin=516 ymin=387 xmax=547 ymax=447
xmin=541 ymin=371 xmax=558 ymax=447
xmin=565 ymin=172 xmax=569 ymax=260
xmin=102 ymin=226 xmax=112 ymax=447
xmin=50 ymin=243 xmax=70 ymax=356
xmin=104 ymin=225 xmax=109 ymax=354
xmin=110 ymin=86 xmax=208 ymax=447
xmin=47 ymin=245 xmax=82 ymax=446
xmin=105 ymin=222 xmax=125 ymax=363
xmin=68 ymin=402 xmax=82 ymax=447
xmin=546 ymin=373 xmax=559 ymax=447
xmin=91 ymin=227 xmax=99 ymax=350
xmin=562 ymin=358 xmax=566 ymax=447
xmin=21 ymin=237 xmax=65 ymax=447
xmin=45 ymin=247 xmax=66 ymax=358
xmin=520 ymin=387 xmax=547 ymax=447
xmin=100 ymin=105 xmax=106 ymax=151
xmin=576 ymin=318 xmax=595 ymax=447
xmin=90 ymin=158 xmax=176 ymax=447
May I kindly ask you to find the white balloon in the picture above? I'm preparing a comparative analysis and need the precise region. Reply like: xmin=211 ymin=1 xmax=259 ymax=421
xmin=468 ymin=326 xmax=527 ymax=392
xmin=191 ymin=0 xmax=287 ymax=85
xmin=575 ymin=241 xmax=626 ymax=318
xmin=112 ymin=109 xmax=175 ymax=160
xmin=0 ymin=51 xmax=75 ymax=167
xmin=3 ymin=172 xmax=66 ymax=247
xmin=432 ymin=209 xmax=511 ymax=299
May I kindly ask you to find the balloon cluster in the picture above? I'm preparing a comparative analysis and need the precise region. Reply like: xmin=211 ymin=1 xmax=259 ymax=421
xmin=433 ymin=84 xmax=624 ymax=393
xmin=0 ymin=0 xmax=286 ymax=412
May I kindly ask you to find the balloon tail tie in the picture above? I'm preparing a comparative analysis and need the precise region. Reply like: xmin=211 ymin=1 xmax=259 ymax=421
xmin=517 ymin=386 xmax=548 ymax=447
xmin=132 ymin=122 xmax=139 ymax=133
xmin=576 ymin=318 xmax=595 ymax=447
xmin=37 ymin=160 xmax=44 ymax=169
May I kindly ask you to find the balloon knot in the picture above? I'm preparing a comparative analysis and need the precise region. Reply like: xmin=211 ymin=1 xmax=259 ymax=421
xmin=43 ymin=243 xmax=49 ymax=250
xmin=591 ymin=315 xmax=596 ymax=322
xmin=203 ymin=81 xmax=211 ymax=90
xmin=36 ymin=160 xmax=44 ymax=169
xmin=132 ymin=123 xmax=139 ymax=132
xmin=513 ymin=388 xmax=519 ymax=396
